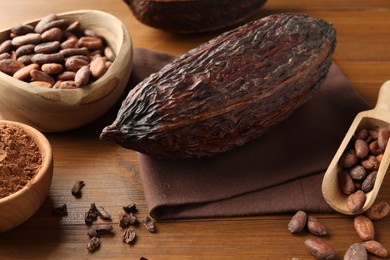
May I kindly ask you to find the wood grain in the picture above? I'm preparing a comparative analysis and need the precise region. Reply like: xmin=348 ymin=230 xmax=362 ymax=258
xmin=0 ymin=0 xmax=389 ymax=259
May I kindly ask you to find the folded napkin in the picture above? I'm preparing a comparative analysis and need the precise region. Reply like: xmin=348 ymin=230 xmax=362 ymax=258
xmin=126 ymin=48 xmax=371 ymax=220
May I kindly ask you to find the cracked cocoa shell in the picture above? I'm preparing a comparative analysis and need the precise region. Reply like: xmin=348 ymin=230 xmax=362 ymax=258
xmin=100 ymin=13 xmax=336 ymax=160
xmin=123 ymin=0 xmax=267 ymax=33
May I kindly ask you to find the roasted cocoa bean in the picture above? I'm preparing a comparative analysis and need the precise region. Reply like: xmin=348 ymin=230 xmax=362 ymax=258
xmin=96 ymin=206 xmax=112 ymax=220
xmin=288 ymin=210 xmax=307 ymax=233
xmin=66 ymin=20 xmax=81 ymax=32
xmin=60 ymin=37 xmax=78 ymax=49
xmin=123 ymin=203 xmax=137 ymax=213
xmin=59 ymin=47 xmax=89 ymax=57
xmin=30 ymin=81 xmax=52 ymax=88
xmin=304 ymin=238 xmax=336 ymax=260
xmin=31 ymin=53 xmax=64 ymax=64
xmin=354 ymin=215 xmax=375 ymax=241
xmin=369 ymin=140 xmax=383 ymax=156
xmin=347 ymin=190 xmax=366 ymax=214
xmin=15 ymin=44 xmax=35 ymax=58
xmin=361 ymin=156 xmax=379 ymax=171
xmin=65 ymin=56 xmax=89 ymax=71
xmin=0 ymin=53 xmax=11 ymax=60
xmin=365 ymin=201 xmax=390 ymax=221
xmin=90 ymin=55 xmax=107 ymax=79
xmin=53 ymin=80 xmax=77 ymax=89
xmin=30 ymin=69 xmax=55 ymax=85
xmin=339 ymin=170 xmax=355 ymax=195
xmin=362 ymin=240 xmax=389 ymax=258
xmin=51 ymin=203 xmax=68 ymax=216
xmin=87 ymin=224 xmax=113 ymax=237
xmin=35 ymin=14 xmax=57 ymax=33
xmin=340 ymin=150 xmax=358 ymax=168
xmin=344 ymin=243 xmax=367 ymax=260
xmin=307 ymin=215 xmax=327 ymax=236
xmin=0 ymin=40 xmax=12 ymax=54
xmin=100 ymin=13 xmax=336 ymax=159
xmin=78 ymin=36 xmax=103 ymax=50
xmin=349 ymin=165 xmax=367 ymax=181
xmin=57 ymin=71 xmax=75 ymax=81
xmin=38 ymin=19 xmax=70 ymax=33
xmin=17 ymin=54 xmax=34 ymax=65
xmin=85 ymin=203 xmax=99 ymax=225
xmin=104 ymin=46 xmax=116 ymax=62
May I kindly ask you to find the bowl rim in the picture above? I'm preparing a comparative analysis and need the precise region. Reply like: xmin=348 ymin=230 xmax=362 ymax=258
xmin=0 ymin=9 xmax=132 ymax=104
xmin=0 ymin=120 xmax=53 ymax=203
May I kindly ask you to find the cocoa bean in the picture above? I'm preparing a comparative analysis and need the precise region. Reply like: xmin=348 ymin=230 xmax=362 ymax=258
xmin=304 ymin=238 xmax=336 ymax=260
xmin=347 ymin=190 xmax=366 ymax=214
xmin=34 ymin=14 xmax=57 ymax=33
xmin=10 ymin=24 xmax=34 ymax=36
xmin=355 ymin=129 xmax=369 ymax=141
xmin=57 ymin=71 xmax=75 ymax=81
xmin=340 ymin=150 xmax=358 ymax=168
xmin=288 ymin=210 xmax=307 ymax=233
xmin=38 ymin=19 xmax=70 ymax=33
xmin=360 ymin=155 xmax=379 ymax=171
xmin=344 ymin=243 xmax=367 ymax=260
xmin=53 ymin=80 xmax=77 ymax=89
xmin=361 ymin=171 xmax=377 ymax=193
xmin=17 ymin=54 xmax=34 ymax=65
xmin=0 ymin=53 xmax=11 ymax=60
xmin=34 ymin=41 xmax=61 ymax=54
xmin=66 ymin=20 xmax=81 ymax=32
xmin=30 ymin=81 xmax=53 ymax=88
xmin=78 ymin=36 xmax=103 ymax=50
xmin=365 ymin=201 xmax=390 ymax=221
xmin=15 ymin=44 xmax=35 ymax=58
xmin=75 ymin=65 xmax=91 ymax=87
xmin=31 ymin=53 xmax=64 ymax=64
xmin=355 ymin=139 xmax=369 ymax=159
xmin=60 ymin=37 xmax=78 ymax=49
xmin=90 ymin=55 xmax=107 ymax=79
xmin=362 ymin=240 xmax=389 ymax=258
xmin=41 ymin=63 xmax=63 ymax=75
xmin=41 ymin=27 xmax=63 ymax=42
xmin=104 ymin=46 xmax=116 ymax=62
xmin=369 ymin=140 xmax=383 ymax=156
xmin=354 ymin=215 xmax=375 ymax=241
xmin=13 ymin=63 xmax=40 ymax=80
xmin=0 ymin=59 xmax=24 ymax=75
xmin=377 ymin=128 xmax=390 ymax=150
xmin=307 ymin=215 xmax=327 ymax=236
xmin=59 ymin=47 xmax=89 ymax=57
xmin=349 ymin=165 xmax=366 ymax=181
xmin=30 ymin=69 xmax=55 ymax=85
xmin=339 ymin=170 xmax=355 ymax=195
xmin=65 ymin=56 xmax=89 ymax=71
xmin=11 ymin=33 xmax=41 ymax=47
xmin=0 ymin=40 xmax=12 ymax=54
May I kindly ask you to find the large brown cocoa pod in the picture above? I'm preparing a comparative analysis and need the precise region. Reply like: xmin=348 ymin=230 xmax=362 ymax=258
xmin=123 ymin=0 xmax=267 ymax=33
xmin=100 ymin=13 xmax=336 ymax=160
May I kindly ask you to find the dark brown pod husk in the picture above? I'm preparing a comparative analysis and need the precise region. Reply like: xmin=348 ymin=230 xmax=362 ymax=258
xmin=100 ymin=13 xmax=336 ymax=160
xmin=123 ymin=0 xmax=267 ymax=33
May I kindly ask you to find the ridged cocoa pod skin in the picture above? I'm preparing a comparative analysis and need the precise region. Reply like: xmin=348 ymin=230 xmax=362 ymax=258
xmin=123 ymin=0 xmax=267 ymax=33
xmin=101 ymin=13 xmax=336 ymax=160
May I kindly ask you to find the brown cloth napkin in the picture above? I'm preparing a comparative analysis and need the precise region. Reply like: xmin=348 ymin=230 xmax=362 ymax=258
xmin=127 ymin=48 xmax=371 ymax=220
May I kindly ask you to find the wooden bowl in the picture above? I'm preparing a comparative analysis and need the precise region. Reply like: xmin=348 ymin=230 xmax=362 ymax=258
xmin=0 ymin=120 xmax=53 ymax=233
xmin=0 ymin=10 xmax=133 ymax=132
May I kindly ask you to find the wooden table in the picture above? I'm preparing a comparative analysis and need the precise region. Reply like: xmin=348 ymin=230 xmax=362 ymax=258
xmin=0 ymin=0 xmax=389 ymax=259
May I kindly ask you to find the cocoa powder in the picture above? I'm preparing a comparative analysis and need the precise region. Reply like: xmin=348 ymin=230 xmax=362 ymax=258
xmin=0 ymin=124 xmax=42 ymax=199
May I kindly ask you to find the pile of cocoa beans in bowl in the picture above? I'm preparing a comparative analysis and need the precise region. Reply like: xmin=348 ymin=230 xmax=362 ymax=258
xmin=0 ymin=13 xmax=115 ymax=89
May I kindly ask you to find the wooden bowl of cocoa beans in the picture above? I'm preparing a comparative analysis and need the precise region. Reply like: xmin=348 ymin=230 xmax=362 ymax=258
xmin=0 ymin=120 xmax=53 ymax=233
xmin=0 ymin=10 xmax=133 ymax=132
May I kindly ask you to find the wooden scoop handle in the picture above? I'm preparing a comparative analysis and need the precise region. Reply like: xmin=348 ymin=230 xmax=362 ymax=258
xmin=375 ymin=80 xmax=390 ymax=111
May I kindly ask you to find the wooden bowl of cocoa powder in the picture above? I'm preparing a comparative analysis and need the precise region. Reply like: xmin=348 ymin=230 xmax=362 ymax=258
xmin=0 ymin=10 xmax=133 ymax=132
xmin=0 ymin=120 xmax=53 ymax=233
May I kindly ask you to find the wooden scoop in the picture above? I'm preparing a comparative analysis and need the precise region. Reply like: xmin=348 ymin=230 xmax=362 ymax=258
xmin=322 ymin=80 xmax=390 ymax=215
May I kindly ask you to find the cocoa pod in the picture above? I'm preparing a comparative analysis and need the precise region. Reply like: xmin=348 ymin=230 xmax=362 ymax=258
xmin=304 ymin=238 xmax=336 ymax=260
xmin=124 ymin=0 xmax=267 ymax=33
xmin=344 ymin=243 xmax=367 ymax=260
xmin=362 ymin=240 xmax=389 ymax=258
xmin=100 ymin=13 xmax=336 ymax=159
xmin=354 ymin=215 xmax=375 ymax=241
xmin=288 ymin=210 xmax=307 ymax=233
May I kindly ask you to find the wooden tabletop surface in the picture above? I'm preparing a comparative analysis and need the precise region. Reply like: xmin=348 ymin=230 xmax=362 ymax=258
xmin=1 ymin=0 xmax=390 ymax=259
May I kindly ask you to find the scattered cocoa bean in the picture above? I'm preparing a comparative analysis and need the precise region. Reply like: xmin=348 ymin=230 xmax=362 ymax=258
xmin=365 ymin=201 xmax=390 ymax=221
xmin=304 ymin=238 xmax=336 ymax=260
xmin=51 ymin=203 xmax=68 ymax=216
xmin=362 ymin=240 xmax=389 ymax=258
xmin=307 ymin=215 xmax=327 ymax=236
xmin=344 ymin=243 xmax=367 ymax=260
xmin=85 ymin=203 xmax=99 ymax=225
xmin=354 ymin=215 xmax=375 ymax=241
xmin=288 ymin=210 xmax=307 ymax=233
xmin=123 ymin=203 xmax=137 ymax=213
xmin=87 ymin=224 xmax=113 ymax=237
xmin=96 ymin=206 xmax=112 ymax=220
